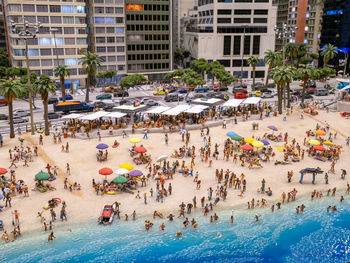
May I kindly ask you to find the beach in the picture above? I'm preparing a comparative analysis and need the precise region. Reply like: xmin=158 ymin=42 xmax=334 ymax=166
xmin=1 ymin=108 xmax=350 ymax=235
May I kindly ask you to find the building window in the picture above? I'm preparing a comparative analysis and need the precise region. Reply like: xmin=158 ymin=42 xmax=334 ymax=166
xmin=96 ymin=37 xmax=106 ymax=43
xmin=42 ymin=69 xmax=53 ymax=76
xmin=96 ymin=27 xmax=105 ymax=34
xmin=28 ymin=49 xmax=39 ymax=56
xmin=126 ymin=4 xmax=143 ymax=11
xmin=234 ymin=18 xmax=251 ymax=23
xmin=63 ymin=16 xmax=74 ymax=24
xmin=8 ymin=4 xmax=21 ymax=12
xmin=117 ymin=56 xmax=125 ymax=62
xmin=116 ymin=37 xmax=124 ymax=43
xmin=62 ymin=6 xmax=74 ymax=13
xmin=107 ymin=37 xmax=115 ymax=43
xmin=65 ymin=58 xmax=77 ymax=66
xmin=108 ymin=56 xmax=116 ymax=62
xmin=76 ymin=6 xmax=85 ymax=14
xmin=115 ymin=7 xmax=123 ymax=14
xmin=116 ymin=27 xmax=124 ymax=33
xmin=77 ymin=38 xmax=87 ymax=44
xmin=233 ymin=36 xmax=241 ymax=55
xmin=65 ymin=48 xmax=76 ymax=55
xmin=97 ymin=47 xmax=106 ymax=53
xmin=76 ymin=17 xmax=86 ymax=24
xmin=95 ymin=17 xmax=105 ymax=24
xmin=254 ymin=9 xmax=268 ymax=15
xmin=243 ymin=36 xmax=251 ymax=55
xmin=50 ymin=16 xmax=62 ymax=24
xmin=23 ymin=4 xmax=35 ymax=12
xmin=65 ymin=38 xmax=75 ymax=45
xmin=37 ymin=16 xmax=49 ymax=24
xmin=252 ymin=36 xmax=260 ymax=55
xmin=218 ymin=18 xmax=231 ymax=24
xmin=106 ymin=7 xmax=114 ymax=14
xmin=36 ymin=5 xmax=48 ymax=13
xmin=223 ymin=36 xmax=231 ymax=56
xmin=117 ymin=46 xmax=124 ymax=52
xmin=255 ymin=71 xmax=265 ymax=78
xmin=253 ymin=18 xmax=267 ymax=23
xmin=95 ymin=7 xmax=104 ymax=13
xmin=217 ymin=60 xmax=230 ymax=67
xmin=41 ymin=59 xmax=52 ymax=66
xmin=116 ymin=17 xmax=124 ymax=24
xmin=217 ymin=9 xmax=232 ymax=15
xmin=106 ymin=17 xmax=115 ymax=24
xmin=64 ymin=27 xmax=75 ymax=34
xmin=234 ymin=9 xmax=251 ymax=15
xmin=40 ymin=49 xmax=51 ymax=56
xmin=14 ymin=49 xmax=24 ymax=56
xmin=39 ymin=38 xmax=52 ymax=46
xmin=107 ymin=46 xmax=115 ymax=52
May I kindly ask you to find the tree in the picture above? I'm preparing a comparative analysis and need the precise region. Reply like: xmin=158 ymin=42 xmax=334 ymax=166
xmin=0 ymin=49 xmax=11 ymax=67
xmin=270 ymin=66 xmax=293 ymax=114
xmin=285 ymin=66 xmax=296 ymax=108
xmin=181 ymin=70 xmax=204 ymax=97
xmin=20 ymin=72 xmax=39 ymax=109
xmin=96 ymin=71 xmax=107 ymax=86
xmin=34 ymin=74 xmax=57 ymax=136
xmin=247 ymin=56 xmax=260 ymax=89
xmin=321 ymin=44 xmax=338 ymax=68
xmin=79 ymin=52 xmax=102 ymax=102
xmin=285 ymin=44 xmax=298 ymax=66
xmin=264 ymin=50 xmax=282 ymax=87
xmin=120 ymin=74 xmax=147 ymax=99
xmin=106 ymin=70 xmax=118 ymax=85
xmin=190 ymin=58 xmax=208 ymax=77
xmin=0 ymin=80 xmax=24 ymax=138
xmin=54 ymin=65 xmax=70 ymax=102
xmin=208 ymin=61 xmax=225 ymax=85
xmin=213 ymin=69 xmax=237 ymax=86
xmin=294 ymin=64 xmax=314 ymax=107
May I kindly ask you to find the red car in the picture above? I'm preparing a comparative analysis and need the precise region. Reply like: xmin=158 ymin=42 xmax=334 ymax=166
xmin=99 ymin=205 xmax=115 ymax=224
xmin=234 ymin=92 xmax=248 ymax=99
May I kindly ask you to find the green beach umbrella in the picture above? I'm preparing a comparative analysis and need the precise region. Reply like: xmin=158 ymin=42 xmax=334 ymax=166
xmin=231 ymin=134 xmax=243 ymax=141
xmin=112 ymin=176 xmax=128 ymax=184
xmin=35 ymin=171 xmax=50 ymax=181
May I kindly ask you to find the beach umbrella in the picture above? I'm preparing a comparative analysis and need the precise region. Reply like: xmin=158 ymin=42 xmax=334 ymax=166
xmin=315 ymin=130 xmax=326 ymax=136
xmin=0 ymin=168 xmax=7 ymax=175
xmin=120 ymin=163 xmax=134 ymax=171
xmin=156 ymin=155 xmax=168 ymax=162
xmin=314 ymin=145 xmax=325 ymax=152
xmin=129 ymin=170 xmax=143 ymax=177
xmin=324 ymin=141 xmax=334 ymax=146
xmin=226 ymin=131 xmax=237 ymax=137
xmin=134 ymin=146 xmax=147 ymax=153
xmin=0 ymin=195 xmax=2 ymax=200
xmin=112 ymin=176 xmax=128 ymax=184
xmin=35 ymin=171 xmax=50 ymax=181
xmin=252 ymin=141 xmax=264 ymax=148
xmin=277 ymin=147 xmax=285 ymax=152
xmin=244 ymin=137 xmax=255 ymax=144
xmin=267 ymin=125 xmax=278 ymax=131
xmin=308 ymin=139 xmax=320 ymax=146
xmin=99 ymin=167 xmax=113 ymax=176
xmin=260 ymin=139 xmax=270 ymax=146
xmin=115 ymin=168 xmax=129 ymax=175
xmin=241 ymin=144 xmax=253 ymax=151
xmin=129 ymin=137 xmax=141 ymax=144
xmin=96 ymin=143 xmax=109 ymax=150
xmin=231 ymin=134 xmax=242 ymax=141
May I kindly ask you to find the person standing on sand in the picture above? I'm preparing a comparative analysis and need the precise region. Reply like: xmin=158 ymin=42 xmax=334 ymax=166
xmin=66 ymin=163 xmax=71 ymax=175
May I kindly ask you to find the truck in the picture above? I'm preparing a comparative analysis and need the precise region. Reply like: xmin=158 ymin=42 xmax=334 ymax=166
xmin=54 ymin=101 xmax=95 ymax=113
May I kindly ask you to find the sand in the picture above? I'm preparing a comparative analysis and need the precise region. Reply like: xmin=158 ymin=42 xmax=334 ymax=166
xmin=1 ymin=109 xmax=350 ymax=232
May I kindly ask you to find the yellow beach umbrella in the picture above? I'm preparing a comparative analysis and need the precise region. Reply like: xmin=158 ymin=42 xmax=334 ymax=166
xmin=315 ymin=130 xmax=326 ymax=136
xmin=120 ymin=163 xmax=134 ymax=171
xmin=323 ymin=141 xmax=334 ymax=146
xmin=277 ymin=147 xmax=285 ymax=152
xmin=245 ymin=137 xmax=255 ymax=144
xmin=308 ymin=139 xmax=320 ymax=146
xmin=129 ymin=137 xmax=141 ymax=144
xmin=252 ymin=141 xmax=264 ymax=148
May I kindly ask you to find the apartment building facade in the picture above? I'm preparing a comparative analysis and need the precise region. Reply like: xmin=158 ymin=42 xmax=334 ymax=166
xmin=273 ymin=0 xmax=323 ymax=54
xmin=184 ymin=0 xmax=277 ymax=80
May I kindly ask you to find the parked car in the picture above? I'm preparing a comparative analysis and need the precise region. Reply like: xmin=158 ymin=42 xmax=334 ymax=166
xmin=261 ymin=92 xmax=274 ymax=98
xmin=47 ymin=112 xmax=61 ymax=119
xmin=233 ymin=86 xmax=247 ymax=94
xmin=0 ymin=97 xmax=8 ymax=106
xmin=315 ymin=88 xmax=329 ymax=96
xmin=94 ymin=101 xmax=115 ymax=110
xmin=251 ymin=90 xmax=261 ymax=97
xmin=194 ymin=85 xmax=210 ymax=93
xmin=113 ymin=91 xmax=129 ymax=97
xmin=96 ymin=93 xmax=112 ymax=100
xmin=165 ymin=94 xmax=184 ymax=102
xmin=214 ymin=84 xmax=228 ymax=91
xmin=267 ymin=83 xmax=276 ymax=89
xmin=48 ymin=97 xmax=59 ymax=104
xmin=153 ymin=87 xmax=168 ymax=95
xmin=13 ymin=109 xmax=30 ymax=117
xmin=251 ymin=82 xmax=264 ymax=89
xmin=259 ymin=88 xmax=272 ymax=93
xmin=0 ymin=114 xmax=8 ymax=120
xmin=59 ymin=94 xmax=73 ymax=101
xmin=306 ymin=87 xmax=316 ymax=95
xmin=213 ymin=93 xmax=230 ymax=101
xmin=186 ymin=93 xmax=206 ymax=102
xmin=234 ymin=92 xmax=248 ymax=99
xmin=11 ymin=116 xmax=28 ymax=124
xmin=178 ymin=88 xmax=188 ymax=93
xmin=145 ymin=100 xmax=159 ymax=106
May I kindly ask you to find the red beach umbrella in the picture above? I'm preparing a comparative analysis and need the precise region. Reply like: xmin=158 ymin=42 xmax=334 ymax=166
xmin=241 ymin=144 xmax=253 ymax=151
xmin=0 ymin=168 xmax=7 ymax=175
xmin=99 ymin=167 xmax=113 ymax=175
xmin=314 ymin=145 xmax=325 ymax=152
xmin=135 ymin=146 xmax=147 ymax=153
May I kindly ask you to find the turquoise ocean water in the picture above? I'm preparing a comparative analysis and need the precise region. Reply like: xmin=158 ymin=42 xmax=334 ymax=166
xmin=0 ymin=196 xmax=350 ymax=263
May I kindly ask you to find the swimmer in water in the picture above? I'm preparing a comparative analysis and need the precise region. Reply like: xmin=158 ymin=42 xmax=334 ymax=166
xmin=255 ymin=215 xmax=260 ymax=222
xmin=159 ymin=223 xmax=166 ymax=231
xmin=217 ymin=232 xmax=222 ymax=238
xmin=176 ymin=231 xmax=182 ymax=237
xmin=48 ymin=231 xmax=56 ymax=242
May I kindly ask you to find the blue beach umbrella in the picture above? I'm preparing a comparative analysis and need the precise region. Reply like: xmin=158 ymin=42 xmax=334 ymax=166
xmin=96 ymin=143 xmax=109 ymax=150
xmin=0 ymin=195 xmax=2 ymax=200
xmin=261 ymin=139 xmax=270 ymax=146
xmin=226 ymin=131 xmax=237 ymax=137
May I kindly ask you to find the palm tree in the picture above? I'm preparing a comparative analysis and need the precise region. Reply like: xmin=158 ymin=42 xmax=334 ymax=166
xmin=54 ymin=65 xmax=70 ymax=102
xmin=79 ymin=52 xmax=102 ymax=102
xmin=285 ymin=43 xmax=299 ymax=66
xmin=285 ymin=66 xmax=296 ymax=108
xmin=270 ymin=66 xmax=290 ymax=114
xmin=321 ymin=44 xmax=338 ymax=68
xmin=295 ymin=64 xmax=314 ymax=107
xmin=34 ymin=74 xmax=57 ymax=136
xmin=247 ymin=56 xmax=260 ymax=89
xmin=264 ymin=50 xmax=282 ymax=87
xmin=0 ymin=80 xmax=24 ymax=138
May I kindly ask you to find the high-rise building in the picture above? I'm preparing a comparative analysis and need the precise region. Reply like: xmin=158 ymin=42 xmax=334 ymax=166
xmin=125 ymin=0 xmax=173 ymax=80
xmin=0 ymin=2 xmax=8 ymax=52
xmin=3 ymin=0 xmax=88 ymax=87
xmin=183 ymin=0 xmax=277 ymax=80
xmin=91 ymin=0 xmax=127 ymax=84
xmin=273 ymin=0 xmax=323 ymax=54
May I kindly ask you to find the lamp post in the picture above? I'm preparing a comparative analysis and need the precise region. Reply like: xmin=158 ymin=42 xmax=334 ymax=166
xmin=10 ymin=20 xmax=41 ymax=135
xmin=50 ymin=28 xmax=60 ymax=66
xmin=240 ymin=25 xmax=247 ymax=85
xmin=274 ymin=24 xmax=297 ymax=66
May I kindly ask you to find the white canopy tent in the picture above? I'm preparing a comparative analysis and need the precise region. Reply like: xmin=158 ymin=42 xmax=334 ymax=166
xmin=184 ymin=105 xmax=208 ymax=114
xmin=161 ymin=104 xmax=191 ymax=116
xmin=222 ymin=99 xmax=243 ymax=108
xmin=242 ymin=97 xmax=261 ymax=105
xmin=80 ymin=111 xmax=110 ymax=121
xmin=105 ymin=112 xmax=127 ymax=118
xmin=61 ymin=113 xmax=83 ymax=119
xmin=145 ymin=106 xmax=170 ymax=114
xmin=113 ymin=104 xmax=147 ymax=113
xmin=192 ymin=98 xmax=222 ymax=105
